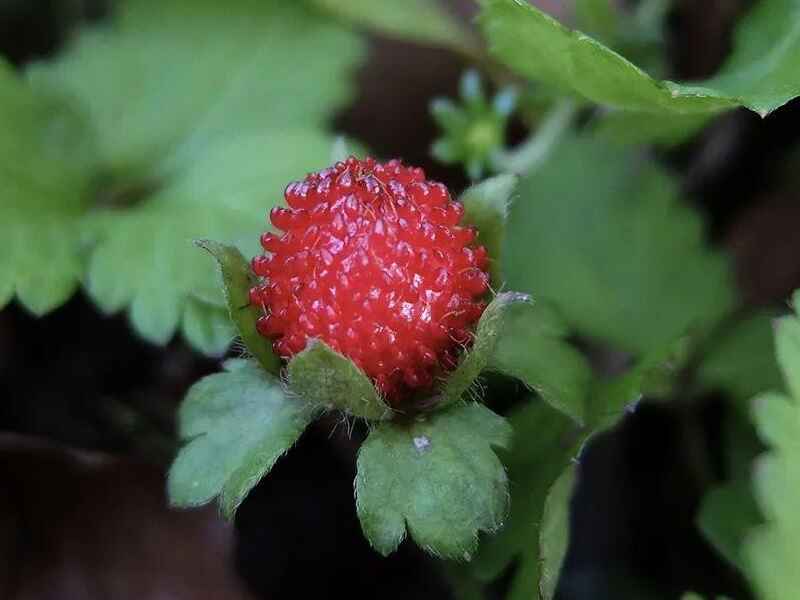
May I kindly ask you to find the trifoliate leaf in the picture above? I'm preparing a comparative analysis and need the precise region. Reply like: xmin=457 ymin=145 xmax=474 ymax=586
xmin=504 ymin=133 xmax=735 ymax=355
xmin=310 ymin=0 xmax=477 ymax=55
xmin=459 ymin=173 xmax=517 ymax=286
xmin=355 ymin=402 xmax=511 ymax=558
xmin=539 ymin=464 xmax=577 ymax=600
xmin=168 ymin=360 xmax=317 ymax=518
xmin=0 ymin=59 xmax=95 ymax=315
xmin=490 ymin=300 xmax=592 ymax=425
xmin=287 ymin=339 xmax=391 ymax=421
xmin=19 ymin=0 xmax=364 ymax=351
xmin=194 ymin=240 xmax=280 ymax=370
xmin=744 ymin=291 xmax=800 ymax=600
xmin=438 ymin=291 xmax=532 ymax=408
xmin=479 ymin=0 xmax=800 ymax=117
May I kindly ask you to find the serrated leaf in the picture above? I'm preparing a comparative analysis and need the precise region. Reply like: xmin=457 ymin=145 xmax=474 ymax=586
xmin=196 ymin=240 xmax=281 ymax=372
xmin=479 ymin=0 xmax=800 ymax=117
xmin=167 ymin=360 xmax=317 ymax=518
xmin=539 ymin=464 xmax=576 ymax=600
xmin=355 ymin=402 xmax=511 ymax=558
xmin=459 ymin=174 xmax=517 ymax=286
xmin=310 ymin=0 xmax=476 ymax=55
xmin=0 ymin=59 xmax=95 ymax=315
xmin=743 ymin=294 xmax=800 ymax=600
xmin=504 ymin=133 xmax=735 ymax=355
xmin=287 ymin=339 xmax=391 ymax=420
xmin=490 ymin=300 xmax=592 ymax=425
xmin=180 ymin=297 xmax=236 ymax=356
xmin=17 ymin=0 xmax=364 ymax=351
xmin=698 ymin=312 xmax=783 ymax=412
xmin=438 ymin=291 xmax=532 ymax=408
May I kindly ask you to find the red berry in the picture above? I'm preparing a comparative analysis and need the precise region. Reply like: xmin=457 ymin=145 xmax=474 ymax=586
xmin=251 ymin=157 xmax=490 ymax=405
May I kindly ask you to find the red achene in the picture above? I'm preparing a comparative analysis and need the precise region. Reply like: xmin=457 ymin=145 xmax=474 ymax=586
xmin=251 ymin=157 xmax=490 ymax=404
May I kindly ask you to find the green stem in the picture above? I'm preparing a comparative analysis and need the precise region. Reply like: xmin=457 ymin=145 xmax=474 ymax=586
xmin=491 ymin=100 xmax=577 ymax=175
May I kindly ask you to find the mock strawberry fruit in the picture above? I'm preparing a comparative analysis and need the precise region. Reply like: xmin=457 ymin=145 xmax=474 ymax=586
xmin=250 ymin=157 xmax=490 ymax=404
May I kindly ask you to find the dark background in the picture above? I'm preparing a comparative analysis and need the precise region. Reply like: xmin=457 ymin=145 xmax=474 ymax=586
xmin=2 ymin=1 xmax=800 ymax=598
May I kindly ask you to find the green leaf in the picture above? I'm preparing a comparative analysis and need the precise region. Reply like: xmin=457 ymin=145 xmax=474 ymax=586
xmin=490 ymin=300 xmax=593 ymax=424
xmin=698 ymin=478 xmax=762 ymax=574
xmin=438 ymin=291 xmax=532 ymax=408
xmin=459 ymin=174 xmax=517 ymax=286
xmin=479 ymin=0 xmax=800 ymax=117
xmin=355 ymin=402 xmax=511 ymax=558
xmin=168 ymin=360 xmax=317 ymax=518
xmin=594 ymin=110 xmax=712 ymax=146
xmin=698 ymin=312 xmax=783 ymax=412
xmin=775 ymin=291 xmax=800 ymax=400
xmin=19 ymin=0 xmax=364 ymax=351
xmin=504 ymin=133 xmax=735 ymax=355
xmin=180 ymin=297 xmax=237 ymax=356
xmin=470 ymin=400 xmax=584 ymax=584
xmin=311 ymin=0 xmax=476 ymax=55
xmin=195 ymin=240 xmax=281 ymax=372
xmin=287 ymin=340 xmax=391 ymax=420
xmin=744 ymin=293 xmax=800 ymax=600
xmin=472 ymin=337 xmax=682 ymax=594
xmin=539 ymin=464 xmax=577 ymax=600
xmin=0 ymin=59 xmax=95 ymax=315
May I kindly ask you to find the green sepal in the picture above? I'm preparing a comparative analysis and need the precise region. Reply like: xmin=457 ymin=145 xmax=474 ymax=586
xmin=196 ymin=240 xmax=281 ymax=374
xmin=355 ymin=402 xmax=511 ymax=559
xmin=167 ymin=360 xmax=318 ymax=519
xmin=539 ymin=465 xmax=577 ymax=600
xmin=459 ymin=174 xmax=517 ymax=287
xmin=287 ymin=339 xmax=392 ymax=421
xmin=437 ymin=291 xmax=532 ymax=409
xmin=489 ymin=300 xmax=592 ymax=425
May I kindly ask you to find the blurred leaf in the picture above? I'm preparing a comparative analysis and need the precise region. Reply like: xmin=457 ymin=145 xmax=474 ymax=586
xmin=168 ymin=360 xmax=317 ymax=518
xmin=699 ymin=478 xmax=762 ymax=573
xmin=0 ymin=59 xmax=95 ymax=315
xmin=19 ymin=0 xmax=364 ymax=351
xmin=431 ymin=70 xmax=517 ymax=180
xmin=504 ymin=133 xmax=735 ymax=355
xmin=459 ymin=173 xmax=518 ymax=286
xmin=287 ymin=339 xmax=391 ymax=420
xmin=311 ymin=0 xmax=476 ymax=54
xmin=490 ymin=300 xmax=593 ymax=424
xmin=195 ymin=240 xmax=280 ymax=372
xmin=438 ymin=291 xmax=532 ymax=408
xmin=539 ymin=464 xmax=576 ymax=600
xmin=355 ymin=402 xmax=511 ymax=558
xmin=441 ymin=561 xmax=487 ymax=600
xmin=479 ymin=0 xmax=800 ymax=117
xmin=574 ymin=0 xmax=618 ymax=44
xmin=699 ymin=312 xmax=783 ymax=412
xmin=744 ymin=290 xmax=800 ymax=600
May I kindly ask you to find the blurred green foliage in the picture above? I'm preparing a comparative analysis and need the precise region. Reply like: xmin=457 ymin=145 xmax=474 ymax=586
xmin=4 ymin=1 xmax=800 ymax=599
